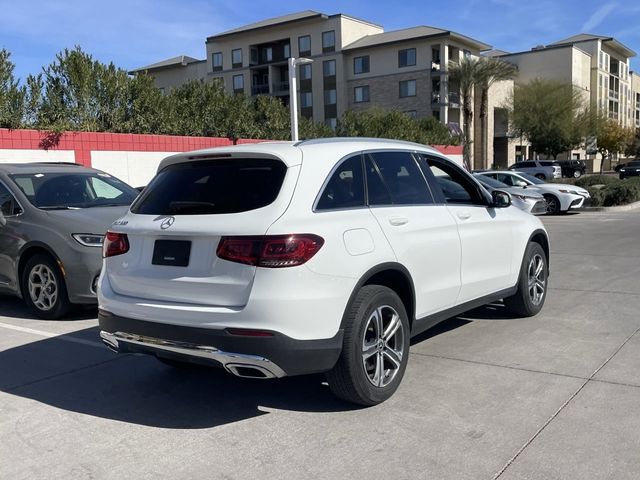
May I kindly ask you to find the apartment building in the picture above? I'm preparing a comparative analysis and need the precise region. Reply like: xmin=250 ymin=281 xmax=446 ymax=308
xmin=134 ymin=11 xmax=490 ymax=136
xmin=497 ymin=34 xmax=637 ymax=168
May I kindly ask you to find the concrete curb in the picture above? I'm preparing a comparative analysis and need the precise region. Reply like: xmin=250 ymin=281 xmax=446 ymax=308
xmin=582 ymin=200 xmax=640 ymax=212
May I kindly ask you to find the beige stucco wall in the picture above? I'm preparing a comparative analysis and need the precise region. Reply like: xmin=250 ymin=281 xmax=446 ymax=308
xmin=148 ymin=61 xmax=207 ymax=91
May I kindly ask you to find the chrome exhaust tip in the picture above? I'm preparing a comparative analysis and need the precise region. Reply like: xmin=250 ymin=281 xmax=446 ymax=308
xmin=225 ymin=363 xmax=278 ymax=379
xmin=100 ymin=331 xmax=119 ymax=353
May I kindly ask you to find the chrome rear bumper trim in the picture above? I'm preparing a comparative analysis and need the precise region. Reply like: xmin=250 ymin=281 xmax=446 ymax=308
xmin=100 ymin=330 xmax=286 ymax=379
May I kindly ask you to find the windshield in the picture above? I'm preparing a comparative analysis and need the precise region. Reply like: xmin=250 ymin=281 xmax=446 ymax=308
xmin=10 ymin=172 xmax=139 ymax=209
xmin=475 ymin=174 xmax=507 ymax=189
xmin=513 ymin=172 xmax=545 ymax=185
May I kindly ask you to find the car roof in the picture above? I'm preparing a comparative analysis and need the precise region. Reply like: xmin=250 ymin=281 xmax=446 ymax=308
xmin=0 ymin=162 xmax=101 ymax=175
xmin=158 ymin=137 xmax=444 ymax=171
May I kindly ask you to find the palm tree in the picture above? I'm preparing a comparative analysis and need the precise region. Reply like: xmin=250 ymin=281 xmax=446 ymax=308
xmin=477 ymin=58 xmax=517 ymax=168
xmin=448 ymin=57 xmax=517 ymax=170
xmin=448 ymin=57 xmax=484 ymax=170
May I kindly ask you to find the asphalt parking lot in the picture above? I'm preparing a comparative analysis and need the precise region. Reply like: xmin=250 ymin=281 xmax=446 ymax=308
xmin=1 ymin=210 xmax=640 ymax=480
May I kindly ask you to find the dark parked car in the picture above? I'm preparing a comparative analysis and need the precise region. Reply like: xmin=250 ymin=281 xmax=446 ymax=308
xmin=556 ymin=159 xmax=586 ymax=178
xmin=0 ymin=163 xmax=139 ymax=319
xmin=619 ymin=160 xmax=640 ymax=179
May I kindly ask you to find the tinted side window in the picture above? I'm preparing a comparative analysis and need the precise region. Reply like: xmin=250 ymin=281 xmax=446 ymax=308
xmin=0 ymin=183 xmax=19 ymax=216
xmin=365 ymin=157 xmax=392 ymax=205
xmin=425 ymin=157 xmax=485 ymax=205
xmin=519 ymin=161 xmax=535 ymax=168
xmin=316 ymin=155 xmax=365 ymax=210
xmin=496 ymin=173 xmax=517 ymax=186
xmin=367 ymin=152 xmax=432 ymax=205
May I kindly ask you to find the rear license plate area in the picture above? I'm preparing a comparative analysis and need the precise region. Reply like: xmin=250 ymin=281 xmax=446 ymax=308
xmin=152 ymin=240 xmax=191 ymax=267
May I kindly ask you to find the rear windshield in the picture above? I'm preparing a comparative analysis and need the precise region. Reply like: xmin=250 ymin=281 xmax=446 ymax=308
xmin=132 ymin=159 xmax=287 ymax=215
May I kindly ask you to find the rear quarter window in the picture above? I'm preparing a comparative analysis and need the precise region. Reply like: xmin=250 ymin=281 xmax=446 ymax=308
xmin=132 ymin=159 xmax=287 ymax=215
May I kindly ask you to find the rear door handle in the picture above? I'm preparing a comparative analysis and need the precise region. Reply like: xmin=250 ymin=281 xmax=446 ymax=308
xmin=456 ymin=211 xmax=471 ymax=220
xmin=388 ymin=216 xmax=409 ymax=226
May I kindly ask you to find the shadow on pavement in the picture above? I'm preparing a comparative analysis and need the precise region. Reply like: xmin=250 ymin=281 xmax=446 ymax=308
xmin=0 ymin=298 xmax=520 ymax=429
xmin=0 ymin=295 xmax=97 ymax=321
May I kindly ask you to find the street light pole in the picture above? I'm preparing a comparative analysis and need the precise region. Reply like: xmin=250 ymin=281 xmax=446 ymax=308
xmin=288 ymin=57 xmax=313 ymax=142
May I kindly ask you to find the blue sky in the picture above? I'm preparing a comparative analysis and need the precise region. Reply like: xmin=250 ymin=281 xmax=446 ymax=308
xmin=1 ymin=0 xmax=639 ymax=80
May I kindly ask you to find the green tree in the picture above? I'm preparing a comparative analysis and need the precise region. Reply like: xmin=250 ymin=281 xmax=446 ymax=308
xmin=590 ymin=113 xmax=634 ymax=172
xmin=253 ymin=95 xmax=290 ymax=140
xmin=510 ymin=79 xmax=587 ymax=159
xmin=476 ymin=58 xmax=517 ymax=166
xmin=0 ymin=49 xmax=26 ymax=129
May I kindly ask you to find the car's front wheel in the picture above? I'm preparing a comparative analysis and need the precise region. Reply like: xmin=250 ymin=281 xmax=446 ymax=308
xmin=327 ymin=285 xmax=410 ymax=406
xmin=544 ymin=194 xmax=561 ymax=214
xmin=504 ymin=242 xmax=548 ymax=317
xmin=21 ymin=253 xmax=71 ymax=320
xmin=535 ymin=173 xmax=546 ymax=180
xmin=573 ymin=170 xmax=582 ymax=178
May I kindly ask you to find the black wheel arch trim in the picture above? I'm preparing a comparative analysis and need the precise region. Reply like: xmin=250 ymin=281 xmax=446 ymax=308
xmin=527 ymin=228 xmax=550 ymax=273
xmin=340 ymin=262 xmax=416 ymax=331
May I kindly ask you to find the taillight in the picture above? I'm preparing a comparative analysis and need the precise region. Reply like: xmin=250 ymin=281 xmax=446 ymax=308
xmin=216 ymin=234 xmax=324 ymax=268
xmin=103 ymin=231 xmax=130 ymax=258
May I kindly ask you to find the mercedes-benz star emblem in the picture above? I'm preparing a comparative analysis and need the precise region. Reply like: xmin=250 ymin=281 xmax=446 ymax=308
xmin=160 ymin=217 xmax=175 ymax=230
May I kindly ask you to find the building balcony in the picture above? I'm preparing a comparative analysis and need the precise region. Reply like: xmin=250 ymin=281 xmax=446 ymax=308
xmin=431 ymin=92 xmax=460 ymax=106
xmin=251 ymin=84 xmax=270 ymax=95
xmin=272 ymin=81 xmax=290 ymax=95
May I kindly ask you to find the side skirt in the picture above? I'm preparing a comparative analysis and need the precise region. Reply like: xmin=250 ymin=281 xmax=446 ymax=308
xmin=410 ymin=286 xmax=518 ymax=338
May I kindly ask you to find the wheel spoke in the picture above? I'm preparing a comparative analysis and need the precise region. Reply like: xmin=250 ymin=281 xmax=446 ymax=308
xmin=373 ymin=353 xmax=384 ymax=387
xmin=383 ymin=348 xmax=402 ymax=369
xmin=362 ymin=343 xmax=377 ymax=361
xmin=383 ymin=314 xmax=400 ymax=342
xmin=535 ymin=258 xmax=544 ymax=277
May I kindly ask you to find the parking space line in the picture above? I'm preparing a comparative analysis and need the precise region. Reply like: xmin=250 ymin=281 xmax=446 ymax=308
xmin=492 ymin=325 xmax=640 ymax=479
xmin=0 ymin=321 xmax=104 ymax=349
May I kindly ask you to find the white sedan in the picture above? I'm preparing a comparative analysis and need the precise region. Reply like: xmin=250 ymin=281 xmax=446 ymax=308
xmin=478 ymin=170 xmax=590 ymax=214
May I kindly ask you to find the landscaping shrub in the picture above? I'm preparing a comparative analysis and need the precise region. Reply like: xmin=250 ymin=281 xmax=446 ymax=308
xmin=602 ymin=182 xmax=640 ymax=206
xmin=575 ymin=175 xmax=619 ymax=188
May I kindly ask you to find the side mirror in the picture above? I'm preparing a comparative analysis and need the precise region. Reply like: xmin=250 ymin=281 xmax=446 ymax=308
xmin=516 ymin=180 xmax=528 ymax=187
xmin=491 ymin=190 xmax=511 ymax=208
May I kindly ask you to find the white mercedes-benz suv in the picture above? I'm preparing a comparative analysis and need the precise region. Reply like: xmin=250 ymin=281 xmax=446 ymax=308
xmin=98 ymin=138 xmax=549 ymax=405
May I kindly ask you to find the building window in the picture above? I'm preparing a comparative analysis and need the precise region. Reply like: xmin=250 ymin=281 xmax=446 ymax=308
xmin=298 ymin=35 xmax=311 ymax=56
xmin=405 ymin=110 xmax=417 ymax=118
xmin=323 ymin=59 xmax=336 ymax=77
xmin=354 ymin=56 xmax=370 ymax=74
xmin=354 ymin=85 xmax=370 ymax=103
xmin=325 ymin=117 xmax=337 ymax=130
xmin=398 ymin=48 xmax=416 ymax=68
xmin=300 ymin=63 xmax=312 ymax=80
xmin=322 ymin=30 xmax=336 ymax=53
xmin=324 ymin=89 xmax=337 ymax=105
xmin=212 ymin=52 xmax=223 ymax=71
xmin=284 ymin=43 xmax=291 ymax=59
xmin=233 ymin=74 xmax=244 ymax=93
xmin=232 ymin=49 xmax=242 ymax=68
xmin=399 ymin=79 xmax=416 ymax=97
xmin=300 ymin=92 xmax=313 ymax=108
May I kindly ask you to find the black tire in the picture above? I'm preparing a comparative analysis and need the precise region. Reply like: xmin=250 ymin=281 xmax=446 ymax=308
xmin=327 ymin=285 xmax=410 ymax=406
xmin=543 ymin=194 xmax=561 ymax=214
xmin=535 ymin=173 xmax=546 ymax=180
xmin=504 ymin=242 xmax=548 ymax=317
xmin=21 ymin=253 xmax=71 ymax=320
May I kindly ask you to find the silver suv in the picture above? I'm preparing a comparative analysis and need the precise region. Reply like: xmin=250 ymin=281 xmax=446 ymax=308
xmin=508 ymin=160 xmax=561 ymax=180
xmin=0 ymin=163 xmax=138 ymax=319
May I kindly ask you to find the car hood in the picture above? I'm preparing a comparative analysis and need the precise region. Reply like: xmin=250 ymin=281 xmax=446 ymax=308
xmin=527 ymin=184 xmax=589 ymax=196
xmin=43 ymin=206 xmax=130 ymax=234
xmin=502 ymin=186 xmax=543 ymax=199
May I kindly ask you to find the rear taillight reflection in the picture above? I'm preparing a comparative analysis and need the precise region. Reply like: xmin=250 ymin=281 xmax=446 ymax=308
xmin=216 ymin=234 xmax=324 ymax=268
xmin=103 ymin=231 xmax=130 ymax=258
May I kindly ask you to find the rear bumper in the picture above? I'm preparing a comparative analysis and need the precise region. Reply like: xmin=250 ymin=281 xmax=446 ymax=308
xmin=98 ymin=310 xmax=343 ymax=377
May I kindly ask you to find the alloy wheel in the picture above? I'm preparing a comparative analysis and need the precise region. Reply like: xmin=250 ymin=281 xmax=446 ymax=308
xmin=527 ymin=254 xmax=546 ymax=306
xmin=361 ymin=305 xmax=405 ymax=388
xmin=28 ymin=264 xmax=58 ymax=311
